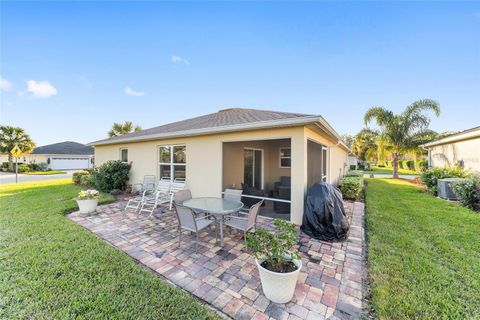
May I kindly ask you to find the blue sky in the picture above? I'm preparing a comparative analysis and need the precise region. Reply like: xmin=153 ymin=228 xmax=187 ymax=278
xmin=1 ymin=1 xmax=479 ymax=146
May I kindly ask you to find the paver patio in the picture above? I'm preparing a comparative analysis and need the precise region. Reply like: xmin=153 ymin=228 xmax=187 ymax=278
xmin=69 ymin=199 xmax=366 ymax=320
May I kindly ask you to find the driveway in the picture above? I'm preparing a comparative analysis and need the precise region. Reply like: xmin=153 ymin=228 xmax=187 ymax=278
xmin=363 ymin=173 xmax=419 ymax=180
xmin=0 ymin=170 xmax=77 ymax=184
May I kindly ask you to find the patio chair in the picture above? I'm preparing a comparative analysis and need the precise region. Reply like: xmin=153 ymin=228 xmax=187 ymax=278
xmin=173 ymin=203 xmax=217 ymax=253
xmin=131 ymin=175 xmax=156 ymax=194
xmin=224 ymin=188 xmax=248 ymax=214
xmin=224 ymin=200 xmax=264 ymax=243
xmin=169 ymin=179 xmax=186 ymax=210
xmin=139 ymin=190 xmax=167 ymax=217
xmin=124 ymin=189 xmax=152 ymax=213
xmin=173 ymin=189 xmax=192 ymax=205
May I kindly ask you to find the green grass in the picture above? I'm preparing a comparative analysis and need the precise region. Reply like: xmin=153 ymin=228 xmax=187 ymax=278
xmin=366 ymin=179 xmax=480 ymax=319
xmin=356 ymin=165 xmax=418 ymax=175
xmin=25 ymin=170 xmax=67 ymax=175
xmin=0 ymin=179 xmax=217 ymax=319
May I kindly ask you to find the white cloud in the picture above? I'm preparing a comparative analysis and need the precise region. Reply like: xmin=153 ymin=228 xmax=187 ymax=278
xmin=171 ymin=55 xmax=190 ymax=65
xmin=27 ymin=80 xmax=58 ymax=98
xmin=0 ymin=76 xmax=13 ymax=91
xmin=125 ymin=87 xmax=145 ymax=96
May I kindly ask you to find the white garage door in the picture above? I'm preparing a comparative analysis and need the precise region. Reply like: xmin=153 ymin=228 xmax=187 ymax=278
xmin=50 ymin=157 xmax=90 ymax=170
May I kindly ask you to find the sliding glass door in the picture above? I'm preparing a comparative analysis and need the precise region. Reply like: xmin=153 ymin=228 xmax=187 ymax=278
xmin=244 ymin=148 xmax=263 ymax=189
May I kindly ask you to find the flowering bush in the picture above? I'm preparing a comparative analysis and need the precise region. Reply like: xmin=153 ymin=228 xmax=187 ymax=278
xmin=75 ymin=189 xmax=100 ymax=200
xmin=452 ymin=178 xmax=480 ymax=210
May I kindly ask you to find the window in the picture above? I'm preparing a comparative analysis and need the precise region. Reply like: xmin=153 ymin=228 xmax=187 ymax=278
xmin=120 ymin=148 xmax=128 ymax=163
xmin=159 ymin=145 xmax=186 ymax=182
xmin=279 ymin=147 xmax=291 ymax=168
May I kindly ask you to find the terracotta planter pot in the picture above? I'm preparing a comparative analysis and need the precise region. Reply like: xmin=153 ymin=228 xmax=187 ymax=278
xmin=255 ymin=257 xmax=302 ymax=303
xmin=76 ymin=199 xmax=98 ymax=214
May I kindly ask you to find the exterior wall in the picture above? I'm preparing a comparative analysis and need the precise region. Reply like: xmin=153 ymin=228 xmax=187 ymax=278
xmin=428 ymin=138 xmax=480 ymax=172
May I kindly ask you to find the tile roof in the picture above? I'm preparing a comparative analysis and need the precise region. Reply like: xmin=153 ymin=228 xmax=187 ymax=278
xmin=32 ymin=141 xmax=94 ymax=155
xmin=90 ymin=108 xmax=319 ymax=145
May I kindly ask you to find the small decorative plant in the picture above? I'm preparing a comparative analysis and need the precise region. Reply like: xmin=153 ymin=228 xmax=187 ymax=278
xmin=247 ymin=219 xmax=300 ymax=273
xmin=75 ymin=189 xmax=100 ymax=200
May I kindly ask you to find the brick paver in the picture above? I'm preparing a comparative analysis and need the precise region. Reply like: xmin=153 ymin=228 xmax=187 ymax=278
xmin=69 ymin=199 xmax=365 ymax=319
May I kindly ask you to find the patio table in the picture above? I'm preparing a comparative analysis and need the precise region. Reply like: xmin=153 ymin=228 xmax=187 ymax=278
xmin=182 ymin=197 xmax=243 ymax=247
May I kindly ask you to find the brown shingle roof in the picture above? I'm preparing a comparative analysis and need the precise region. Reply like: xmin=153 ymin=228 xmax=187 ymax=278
xmin=90 ymin=108 xmax=319 ymax=145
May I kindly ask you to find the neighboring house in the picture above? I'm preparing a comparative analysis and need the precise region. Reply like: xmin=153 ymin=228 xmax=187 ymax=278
xmin=347 ymin=155 xmax=359 ymax=169
xmin=421 ymin=126 xmax=480 ymax=172
xmin=1 ymin=141 xmax=94 ymax=170
xmin=89 ymin=108 xmax=349 ymax=224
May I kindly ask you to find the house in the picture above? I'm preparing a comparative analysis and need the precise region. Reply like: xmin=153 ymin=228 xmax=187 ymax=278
xmin=1 ymin=141 xmax=94 ymax=170
xmin=421 ymin=126 xmax=480 ymax=172
xmin=347 ymin=155 xmax=359 ymax=169
xmin=89 ymin=108 xmax=349 ymax=224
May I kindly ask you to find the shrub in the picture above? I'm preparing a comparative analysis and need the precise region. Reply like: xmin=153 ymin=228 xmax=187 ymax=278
xmin=377 ymin=164 xmax=385 ymax=168
xmin=17 ymin=164 xmax=30 ymax=173
xmin=72 ymin=171 xmax=90 ymax=185
xmin=417 ymin=160 xmax=428 ymax=172
xmin=80 ymin=174 xmax=93 ymax=187
xmin=90 ymin=160 xmax=131 ymax=192
xmin=349 ymin=165 xmax=357 ymax=170
xmin=1 ymin=162 xmax=9 ymax=169
xmin=452 ymin=178 xmax=480 ymax=210
xmin=339 ymin=176 xmax=363 ymax=200
xmin=420 ymin=166 xmax=469 ymax=195
xmin=38 ymin=162 xmax=49 ymax=171
xmin=405 ymin=160 xmax=415 ymax=171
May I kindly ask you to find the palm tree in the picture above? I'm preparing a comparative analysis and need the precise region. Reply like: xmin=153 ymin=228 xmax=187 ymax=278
xmin=0 ymin=125 xmax=36 ymax=171
xmin=364 ymin=99 xmax=440 ymax=178
xmin=352 ymin=129 xmax=378 ymax=161
xmin=108 ymin=121 xmax=142 ymax=137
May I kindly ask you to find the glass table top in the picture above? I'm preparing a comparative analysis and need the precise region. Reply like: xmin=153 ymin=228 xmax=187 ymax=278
xmin=182 ymin=197 xmax=243 ymax=214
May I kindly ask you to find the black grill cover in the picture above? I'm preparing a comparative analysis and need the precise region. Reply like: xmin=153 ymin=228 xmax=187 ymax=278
xmin=301 ymin=182 xmax=350 ymax=241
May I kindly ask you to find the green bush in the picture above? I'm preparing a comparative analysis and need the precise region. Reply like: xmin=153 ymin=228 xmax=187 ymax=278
xmin=416 ymin=160 xmax=428 ymax=172
xmin=1 ymin=162 xmax=9 ymax=169
xmin=452 ymin=178 xmax=480 ymax=210
xmin=420 ymin=166 xmax=469 ymax=195
xmin=339 ymin=176 xmax=363 ymax=200
xmin=349 ymin=165 xmax=356 ymax=170
xmin=405 ymin=160 xmax=415 ymax=171
xmin=38 ymin=162 xmax=49 ymax=171
xmin=17 ymin=164 xmax=30 ymax=173
xmin=72 ymin=171 xmax=90 ymax=185
xmin=90 ymin=160 xmax=131 ymax=192
xmin=80 ymin=174 xmax=93 ymax=188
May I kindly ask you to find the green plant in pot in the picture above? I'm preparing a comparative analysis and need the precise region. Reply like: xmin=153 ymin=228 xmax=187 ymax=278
xmin=246 ymin=219 xmax=302 ymax=303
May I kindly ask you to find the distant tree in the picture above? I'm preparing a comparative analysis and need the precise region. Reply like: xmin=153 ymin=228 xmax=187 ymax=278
xmin=341 ymin=134 xmax=355 ymax=151
xmin=364 ymin=99 xmax=440 ymax=178
xmin=108 ymin=121 xmax=142 ymax=137
xmin=0 ymin=125 xmax=36 ymax=171
xmin=352 ymin=129 xmax=378 ymax=161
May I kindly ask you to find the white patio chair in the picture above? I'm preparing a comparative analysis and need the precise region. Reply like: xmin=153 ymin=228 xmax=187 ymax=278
xmin=139 ymin=190 xmax=168 ymax=217
xmin=124 ymin=189 xmax=152 ymax=213
xmin=173 ymin=203 xmax=217 ymax=253
xmin=157 ymin=178 xmax=172 ymax=205
xmin=169 ymin=179 xmax=186 ymax=210
xmin=224 ymin=200 xmax=264 ymax=243
xmin=132 ymin=175 xmax=156 ymax=194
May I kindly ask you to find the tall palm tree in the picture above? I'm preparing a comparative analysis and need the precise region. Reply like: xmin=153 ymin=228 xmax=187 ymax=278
xmin=352 ymin=128 xmax=378 ymax=161
xmin=364 ymin=99 xmax=440 ymax=178
xmin=108 ymin=121 xmax=142 ymax=137
xmin=0 ymin=125 xmax=36 ymax=171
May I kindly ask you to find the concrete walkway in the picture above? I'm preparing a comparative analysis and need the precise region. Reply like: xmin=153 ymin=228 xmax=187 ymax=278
xmin=70 ymin=200 xmax=367 ymax=319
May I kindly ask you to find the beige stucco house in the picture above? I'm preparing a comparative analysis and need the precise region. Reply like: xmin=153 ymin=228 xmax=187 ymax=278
xmin=421 ymin=126 xmax=480 ymax=173
xmin=89 ymin=108 xmax=349 ymax=224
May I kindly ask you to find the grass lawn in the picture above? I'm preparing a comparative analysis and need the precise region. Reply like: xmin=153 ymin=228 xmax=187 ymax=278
xmin=0 ymin=179 xmax=217 ymax=319
xmin=25 ymin=170 xmax=67 ymax=175
xmin=366 ymin=179 xmax=480 ymax=319
xmin=356 ymin=165 xmax=418 ymax=175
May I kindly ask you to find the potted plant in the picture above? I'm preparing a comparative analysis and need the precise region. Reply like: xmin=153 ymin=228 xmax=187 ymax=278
xmin=246 ymin=219 xmax=302 ymax=303
xmin=75 ymin=189 xmax=100 ymax=214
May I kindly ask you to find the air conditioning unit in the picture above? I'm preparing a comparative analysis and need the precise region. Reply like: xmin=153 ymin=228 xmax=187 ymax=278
xmin=437 ymin=178 xmax=466 ymax=200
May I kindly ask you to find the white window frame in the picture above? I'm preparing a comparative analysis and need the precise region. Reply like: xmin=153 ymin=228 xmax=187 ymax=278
xmin=158 ymin=144 xmax=186 ymax=183
xmin=279 ymin=147 xmax=291 ymax=168
xmin=120 ymin=148 xmax=128 ymax=163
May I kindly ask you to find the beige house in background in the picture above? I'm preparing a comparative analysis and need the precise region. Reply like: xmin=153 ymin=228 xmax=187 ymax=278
xmin=422 ymin=126 xmax=480 ymax=173
xmin=89 ymin=108 xmax=349 ymax=224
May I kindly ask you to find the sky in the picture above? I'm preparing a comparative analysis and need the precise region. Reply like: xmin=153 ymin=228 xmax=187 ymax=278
xmin=1 ymin=1 xmax=479 ymax=146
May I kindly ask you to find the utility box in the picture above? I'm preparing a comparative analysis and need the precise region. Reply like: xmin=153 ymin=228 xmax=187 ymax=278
xmin=437 ymin=178 xmax=466 ymax=200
